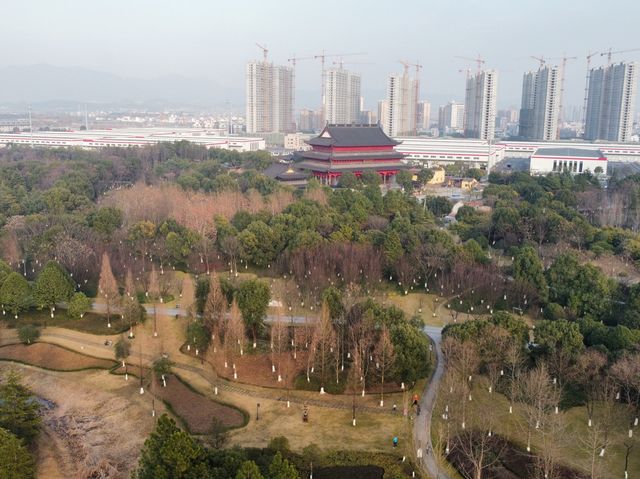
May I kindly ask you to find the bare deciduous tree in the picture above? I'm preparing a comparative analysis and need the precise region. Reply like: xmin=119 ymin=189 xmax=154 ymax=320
xmin=516 ymin=362 xmax=562 ymax=461
xmin=227 ymin=299 xmax=245 ymax=379
xmin=576 ymin=349 xmax=607 ymax=427
xmin=580 ymin=421 xmax=606 ymax=479
xmin=444 ymin=337 xmax=479 ymax=430
xmin=203 ymin=272 xmax=226 ymax=336
xmin=98 ymin=252 xmax=119 ymax=327
xmin=147 ymin=265 xmax=160 ymax=337
xmin=349 ymin=320 xmax=372 ymax=398
xmin=0 ymin=232 xmax=21 ymax=267
xmin=479 ymin=325 xmax=510 ymax=394
xmin=124 ymin=268 xmax=135 ymax=298
xmin=374 ymin=324 xmax=396 ymax=407
xmin=505 ymin=342 xmax=525 ymax=414
xmin=452 ymin=426 xmax=503 ymax=479
xmin=611 ymin=353 xmax=640 ymax=438
xmin=269 ymin=305 xmax=288 ymax=383
xmin=312 ymin=301 xmax=336 ymax=393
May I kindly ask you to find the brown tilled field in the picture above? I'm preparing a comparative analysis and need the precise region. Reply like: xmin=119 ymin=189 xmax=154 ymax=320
xmin=212 ymin=350 xmax=308 ymax=388
xmin=194 ymin=349 xmax=404 ymax=395
xmin=0 ymin=343 xmax=116 ymax=370
xmin=152 ymin=375 xmax=245 ymax=433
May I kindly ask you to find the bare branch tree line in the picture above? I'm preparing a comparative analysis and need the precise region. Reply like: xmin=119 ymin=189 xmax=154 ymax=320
xmin=101 ymin=182 xmax=294 ymax=227
xmin=440 ymin=332 xmax=640 ymax=479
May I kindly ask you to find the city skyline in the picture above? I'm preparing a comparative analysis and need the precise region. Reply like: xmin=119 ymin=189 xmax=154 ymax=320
xmin=3 ymin=0 xmax=640 ymax=112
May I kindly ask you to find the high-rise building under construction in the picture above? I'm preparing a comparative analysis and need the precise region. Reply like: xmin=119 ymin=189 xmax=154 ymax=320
xmin=519 ymin=65 xmax=561 ymax=141
xmin=246 ymin=60 xmax=294 ymax=134
xmin=383 ymin=72 xmax=419 ymax=137
xmin=464 ymin=70 xmax=498 ymax=140
xmin=324 ymin=67 xmax=361 ymax=124
xmin=584 ymin=62 xmax=637 ymax=142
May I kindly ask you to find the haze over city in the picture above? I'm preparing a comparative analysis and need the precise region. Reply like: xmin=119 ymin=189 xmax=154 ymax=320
xmin=1 ymin=2 xmax=640 ymax=479
xmin=2 ymin=0 xmax=640 ymax=111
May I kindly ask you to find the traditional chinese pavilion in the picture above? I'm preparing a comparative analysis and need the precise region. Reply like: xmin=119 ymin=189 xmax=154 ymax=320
xmin=294 ymin=124 xmax=406 ymax=186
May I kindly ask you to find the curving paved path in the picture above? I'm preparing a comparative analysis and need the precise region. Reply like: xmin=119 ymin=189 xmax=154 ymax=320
xmin=414 ymin=325 xmax=450 ymax=479
xmin=91 ymin=302 xmax=309 ymax=324
xmin=4 ymin=300 xmax=454 ymax=476
xmin=0 ymin=326 xmax=393 ymax=415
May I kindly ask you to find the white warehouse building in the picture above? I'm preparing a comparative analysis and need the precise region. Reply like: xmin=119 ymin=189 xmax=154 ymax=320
xmin=394 ymin=137 xmax=506 ymax=169
xmin=0 ymin=128 xmax=266 ymax=152
xmin=529 ymin=147 xmax=607 ymax=175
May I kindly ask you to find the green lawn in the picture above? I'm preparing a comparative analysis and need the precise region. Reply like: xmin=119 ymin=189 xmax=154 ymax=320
xmin=4 ymin=309 xmax=129 ymax=335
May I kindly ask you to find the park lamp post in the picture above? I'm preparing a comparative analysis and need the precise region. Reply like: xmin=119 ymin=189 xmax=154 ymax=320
xmin=256 ymin=402 xmax=260 ymax=421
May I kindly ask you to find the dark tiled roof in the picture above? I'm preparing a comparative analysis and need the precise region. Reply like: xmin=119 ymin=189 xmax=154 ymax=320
xmin=263 ymin=162 xmax=310 ymax=181
xmin=307 ymin=124 xmax=400 ymax=147
xmin=533 ymin=147 xmax=605 ymax=158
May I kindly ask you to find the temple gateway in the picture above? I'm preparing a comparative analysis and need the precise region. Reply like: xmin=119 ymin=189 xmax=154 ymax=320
xmin=294 ymin=124 xmax=408 ymax=186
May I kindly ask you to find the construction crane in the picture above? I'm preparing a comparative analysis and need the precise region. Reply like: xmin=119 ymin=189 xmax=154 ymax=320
xmin=314 ymin=51 xmax=365 ymax=123
xmin=458 ymin=68 xmax=472 ymax=79
xmin=314 ymin=51 xmax=364 ymax=71
xmin=601 ymin=47 xmax=640 ymax=65
xmin=554 ymin=54 xmax=578 ymax=136
xmin=398 ymin=59 xmax=412 ymax=76
xmin=286 ymin=55 xmax=316 ymax=124
xmin=454 ymin=55 xmax=485 ymax=72
xmin=398 ymin=59 xmax=423 ymax=77
xmin=255 ymin=43 xmax=269 ymax=62
xmin=331 ymin=59 xmax=373 ymax=69
xmin=287 ymin=54 xmax=315 ymax=68
xmin=531 ymin=56 xmax=546 ymax=68
xmin=412 ymin=61 xmax=423 ymax=135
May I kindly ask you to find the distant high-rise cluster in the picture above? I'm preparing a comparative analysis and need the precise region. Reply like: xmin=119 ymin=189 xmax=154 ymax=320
xmin=438 ymin=101 xmax=465 ymax=132
xmin=298 ymin=108 xmax=322 ymax=132
xmin=417 ymin=101 xmax=431 ymax=130
xmin=324 ymin=67 xmax=361 ymax=124
xmin=383 ymin=71 xmax=419 ymax=136
xmin=584 ymin=62 xmax=637 ymax=142
xmin=246 ymin=60 xmax=294 ymax=134
xmin=519 ymin=65 xmax=561 ymax=141
xmin=464 ymin=70 xmax=498 ymax=140
xmin=244 ymin=49 xmax=638 ymax=143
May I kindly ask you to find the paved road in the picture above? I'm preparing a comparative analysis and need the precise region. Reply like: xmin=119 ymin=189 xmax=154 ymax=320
xmin=91 ymin=302 xmax=309 ymax=324
xmin=414 ymin=325 xmax=450 ymax=479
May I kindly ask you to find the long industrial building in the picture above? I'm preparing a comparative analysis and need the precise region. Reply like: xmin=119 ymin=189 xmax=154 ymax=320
xmin=395 ymin=137 xmax=506 ymax=169
xmin=394 ymin=137 xmax=640 ymax=167
xmin=529 ymin=147 xmax=607 ymax=175
xmin=0 ymin=128 xmax=266 ymax=152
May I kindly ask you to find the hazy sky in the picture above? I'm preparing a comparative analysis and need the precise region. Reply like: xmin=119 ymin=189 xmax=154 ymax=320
xmin=4 ymin=0 xmax=640 ymax=111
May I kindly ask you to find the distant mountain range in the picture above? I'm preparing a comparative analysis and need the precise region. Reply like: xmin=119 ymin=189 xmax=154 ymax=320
xmin=0 ymin=64 xmax=391 ymax=114
xmin=0 ymin=64 xmax=244 ymax=110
